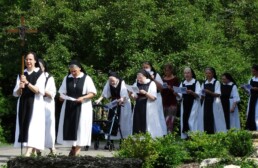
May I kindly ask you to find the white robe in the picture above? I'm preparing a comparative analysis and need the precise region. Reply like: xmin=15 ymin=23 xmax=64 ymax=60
xmin=132 ymin=80 xmax=164 ymax=138
xmin=198 ymin=78 xmax=227 ymax=133
xmin=246 ymin=77 xmax=258 ymax=130
xmin=154 ymin=73 xmax=167 ymax=135
xmin=177 ymin=79 xmax=201 ymax=139
xmin=101 ymin=80 xmax=132 ymax=139
xmin=44 ymin=73 xmax=56 ymax=148
xmin=222 ymin=82 xmax=241 ymax=129
xmin=13 ymin=68 xmax=46 ymax=150
xmin=57 ymin=72 xmax=97 ymax=146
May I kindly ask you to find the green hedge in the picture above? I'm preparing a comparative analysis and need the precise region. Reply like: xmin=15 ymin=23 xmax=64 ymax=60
xmin=116 ymin=130 xmax=255 ymax=168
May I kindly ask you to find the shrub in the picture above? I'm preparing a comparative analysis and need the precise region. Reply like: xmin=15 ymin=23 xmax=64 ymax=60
xmin=153 ymin=134 xmax=190 ymax=168
xmin=184 ymin=132 xmax=228 ymax=162
xmin=116 ymin=130 xmax=255 ymax=167
xmin=115 ymin=133 xmax=158 ymax=168
xmin=116 ymin=133 xmax=190 ymax=168
xmin=224 ymin=129 xmax=254 ymax=157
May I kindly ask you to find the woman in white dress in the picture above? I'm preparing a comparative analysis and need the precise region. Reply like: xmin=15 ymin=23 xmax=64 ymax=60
xmin=57 ymin=60 xmax=97 ymax=156
xmin=13 ymin=52 xmax=46 ymax=156
xmin=245 ymin=64 xmax=258 ymax=130
xmin=131 ymin=69 xmax=164 ymax=138
xmin=176 ymin=67 xmax=201 ymax=139
xmin=220 ymin=73 xmax=240 ymax=130
xmin=95 ymin=71 xmax=132 ymax=148
xmin=142 ymin=62 xmax=167 ymax=136
xmin=38 ymin=59 xmax=57 ymax=154
xmin=198 ymin=67 xmax=227 ymax=134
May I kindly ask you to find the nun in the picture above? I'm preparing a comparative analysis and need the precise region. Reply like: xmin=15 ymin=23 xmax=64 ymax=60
xmin=95 ymin=71 xmax=132 ymax=147
xmin=57 ymin=60 xmax=97 ymax=156
xmin=38 ymin=59 xmax=57 ymax=155
xmin=142 ymin=61 xmax=167 ymax=135
xmin=13 ymin=52 xmax=46 ymax=156
xmin=220 ymin=73 xmax=240 ymax=130
xmin=130 ymin=69 xmax=164 ymax=138
xmin=198 ymin=67 xmax=227 ymax=134
xmin=245 ymin=64 xmax=258 ymax=130
xmin=176 ymin=67 xmax=201 ymax=139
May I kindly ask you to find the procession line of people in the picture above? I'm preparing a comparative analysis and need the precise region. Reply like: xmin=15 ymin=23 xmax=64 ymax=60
xmin=13 ymin=51 xmax=258 ymax=156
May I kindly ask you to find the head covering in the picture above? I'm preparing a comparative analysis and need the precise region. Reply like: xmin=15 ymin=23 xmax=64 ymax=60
xmin=38 ymin=58 xmax=49 ymax=72
xmin=205 ymin=67 xmax=217 ymax=79
xmin=142 ymin=61 xmax=157 ymax=76
xmin=68 ymin=60 xmax=86 ymax=73
xmin=252 ymin=64 xmax=258 ymax=71
xmin=137 ymin=69 xmax=150 ymax=79
xmin=221 ymin=72 xmax=237 ymax=85
xmin=184 ymin=67 xmax=196 ymax=79
xmin=108 ymin=71 xmax=120 ymax=79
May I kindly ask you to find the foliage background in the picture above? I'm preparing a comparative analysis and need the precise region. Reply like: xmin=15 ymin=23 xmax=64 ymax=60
xmin=0 ymin=0 xmax=258 ymax=142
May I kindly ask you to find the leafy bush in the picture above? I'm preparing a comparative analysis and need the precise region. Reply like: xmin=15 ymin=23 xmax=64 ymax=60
xmin=153 ymin=134 xmax=190 ymax=168
xmin=116 ymin=133 xmax=190 ymax=168
xmin=115 ymin=133 xmax=158 ymax=168
xmin=224 ymin=129 xmax=254 ymax=157
xmin=116 ymin=130 xmax=255 ymax=167
xmin=184 ymin=132 xmax=229 ymax=162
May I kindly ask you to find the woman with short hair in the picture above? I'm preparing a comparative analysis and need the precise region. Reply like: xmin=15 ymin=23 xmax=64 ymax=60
xmin=13 ymin=52 xmax=46 ymax=156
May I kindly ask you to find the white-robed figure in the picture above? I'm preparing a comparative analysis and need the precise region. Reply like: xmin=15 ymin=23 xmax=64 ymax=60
xmin=13 ymin=52 xmax=46 ymax=156
xmin=131 ymin=69 xmax=164 ymax=138
xmin=142 ymin=62 xmax=167 ymax=135
xmin=245 ymin=64 xmax=258 ymax=130
xmin=198 ymin=67 xmax=227 ymax=134
xmin=95 ymin=71 xmax=132 ymax=141
xmin=176 ymin=68 xmax=201 ymax=139
xmin=57 ymin=60 xmax=97 ymax=156
xmin=220 ymin=73 xmax=240 ymax=130
xmin=38 ymin=59 xmax=57 ymax=154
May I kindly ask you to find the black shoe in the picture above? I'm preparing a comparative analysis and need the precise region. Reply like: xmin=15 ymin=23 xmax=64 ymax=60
xmin=104 ymin=144 xmax=110 ymax=150
xmin=104 ymin=142 xmax=115 ymax=150
xmin=84 ymin=146 xmax=89 ymax=151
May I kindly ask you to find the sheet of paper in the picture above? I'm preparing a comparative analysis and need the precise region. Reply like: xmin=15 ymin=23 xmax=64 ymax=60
xmin=201 ymin=89 xmax=206 ymax=96
xmin=173 ymin=86 xmax=187 ymax=94
xmin=149 ymin=71 xmax=154 ymax=75
xmin=60 ymin=93 xmax=77 ymax=101
xmin=125 ymin=84 xmax=139 ymax=93
xmin=104 ymin=99 xmax=118 ymax=110
xmin=241 ymin=84 xmax=252 ymax=94
xmin=162 ymin=82 xmax=168 ymax=89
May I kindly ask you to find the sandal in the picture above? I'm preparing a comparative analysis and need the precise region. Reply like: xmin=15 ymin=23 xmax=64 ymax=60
xmin=69 ymin=146 xmax=76 ymax=156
